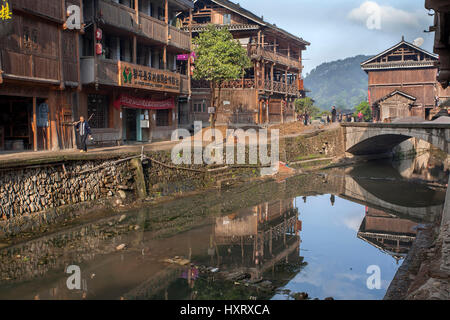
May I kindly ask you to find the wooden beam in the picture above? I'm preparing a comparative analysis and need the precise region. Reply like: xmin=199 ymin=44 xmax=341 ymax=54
xmin=32 ymin=97 xmax=37 ymax=151
xmin=135 ymin=0 xmax=140 ymax=25
xmin=163 ymin=45 xmax=167 ymax=70
xmin=271 ymin=63 xmax=274 ymax=92
xmin=133 ymin=35 xmax=137 ymax=64
xmin=165 ymin=0 xmax=169 ymax=24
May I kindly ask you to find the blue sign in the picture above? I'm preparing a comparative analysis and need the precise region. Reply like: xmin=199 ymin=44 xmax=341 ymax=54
xmin=37 ymin=103 xmax=49 ymax=128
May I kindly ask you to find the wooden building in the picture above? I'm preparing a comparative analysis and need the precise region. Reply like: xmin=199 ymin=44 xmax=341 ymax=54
xmin=0 ymin=0 xmax=82 ymax=152
xmin=214 ymin=198 xmax=301 ymax=279
xmin=80 ymin=0 xmax=193 ymax=144
xmin=179 ymin=0 xmax=309 ymax=126
xmin=425 ymin=0 xmax=450 ymax=89
xmin=358 ymin=207 xmax=418 ymax=262
xmin=361 ymin=38 xmax=450 ymax=122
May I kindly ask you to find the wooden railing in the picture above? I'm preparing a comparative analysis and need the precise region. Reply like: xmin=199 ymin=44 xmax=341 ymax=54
xmin=261 ymin=79 xmax=299 ymax=95
xmin=248 ymin=45 xmax=302 ymax=70
xmin=169 ymin=26 xmax=191 ymax=51
xmin=180 ymin=75 xmax=189 ymax=94
xmin=1 ymin=49 xmax=60 ymax=82
xmin=99 ymin=0 xmax=190 ymax=51
xmin=97 ymin=59 xmax=119 ymax=86
xmin=140 ymin=13 xmax=167 ymax=44
xmin=99 ymin=0 xmax=137 ymax=32
xmin=191 ymin=79 xmax=256 ymax=89
xmin=13 ymin=0 xmax=68 ymax=22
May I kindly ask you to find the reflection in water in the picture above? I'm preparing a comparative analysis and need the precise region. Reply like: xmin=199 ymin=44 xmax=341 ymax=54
xmin=392 ymin=151 xmax=449 ymax=183
xmin=358 ymin=207 xmax=418 ymax=264
xmin=212 ymin=199 xmax=301 ymax=280
xmin=0 ymin=152 xmax=447 ymax=300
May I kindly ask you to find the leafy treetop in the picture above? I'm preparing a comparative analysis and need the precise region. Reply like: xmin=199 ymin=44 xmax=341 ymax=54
xmin=192 ymin=25 xmax=251 ymax=84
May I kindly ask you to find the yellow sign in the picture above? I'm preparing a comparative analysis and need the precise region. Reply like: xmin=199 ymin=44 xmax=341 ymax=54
xmin=0 ymin=0 xmax=12 ymax=21
xmin=118 ymin=62 xmax=181 ymax=93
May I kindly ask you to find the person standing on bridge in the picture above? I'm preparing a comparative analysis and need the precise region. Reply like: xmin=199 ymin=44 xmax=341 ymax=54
xmin=331 ymin=106 xmax=337 ymax=123
xmin=358 ymin=111 xmax=364 ymax=122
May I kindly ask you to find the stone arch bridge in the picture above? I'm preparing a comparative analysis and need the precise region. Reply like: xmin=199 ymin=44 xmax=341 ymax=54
xmin=341 ymin=123 xmax=450 ymax=155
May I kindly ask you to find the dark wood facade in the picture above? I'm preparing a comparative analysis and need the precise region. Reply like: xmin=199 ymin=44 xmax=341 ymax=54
xmin=179 ymin=0 xmax=309 ymax=126
xmin=361 ymin=39 xmax=450 ymax=122
xmin=425 ymin=0 xmax=450 ymax=89
xmin=0 ymin=0 xmax=81 ymax=152
xmin=79 ymin=0 xmax=193 ymax=143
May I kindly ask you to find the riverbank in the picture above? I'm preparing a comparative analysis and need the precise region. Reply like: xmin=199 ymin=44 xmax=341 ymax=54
xmin=0 ymin=126 xmax=345 ymax=241
xmin=385 ymin=175 xmax=450 ymax=300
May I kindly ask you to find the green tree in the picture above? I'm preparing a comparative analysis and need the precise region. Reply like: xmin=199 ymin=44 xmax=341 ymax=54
xmin=193 ymin=25 xmax=252 ymax=129
xmin=353 ymin=101 xmax=372 ymax=122
xmin=294 ymin=97 xmax=321 ymax=118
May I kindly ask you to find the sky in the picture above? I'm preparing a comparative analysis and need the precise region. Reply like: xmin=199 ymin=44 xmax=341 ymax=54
xmin=234 ymin=0 xmax=435 ymax=74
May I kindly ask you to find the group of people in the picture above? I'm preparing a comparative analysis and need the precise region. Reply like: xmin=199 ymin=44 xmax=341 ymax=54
xmin=327 ymin=106 xmax=364 ymax=124
xmin=297 ymin=112 xmax=311 ymax=126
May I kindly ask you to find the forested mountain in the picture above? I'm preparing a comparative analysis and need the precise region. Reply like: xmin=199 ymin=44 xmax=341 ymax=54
xmin=304 ymin=55 xmax=371 ymax=111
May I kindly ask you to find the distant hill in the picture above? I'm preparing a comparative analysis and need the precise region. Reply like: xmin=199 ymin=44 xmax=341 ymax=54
xmin=304 ymin=55 xmax=372 ymax=111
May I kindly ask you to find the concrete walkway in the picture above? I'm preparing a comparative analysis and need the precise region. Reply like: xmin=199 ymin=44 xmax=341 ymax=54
xmin=0 ymin=140 xmax=180 ymax=169
xmin=0 ymin=123 xmax=341 ymax=169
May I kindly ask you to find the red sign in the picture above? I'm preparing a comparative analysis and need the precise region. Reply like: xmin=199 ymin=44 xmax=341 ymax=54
xmin=177 ymin=54 xmax=189 ymax=61
xmin=96 ymin=28 xmax=103 ymax=41
xmin=95 ymin=43 xmax=102 ymax=55
xmin=114 ymin=94 xmax=175 ymax=110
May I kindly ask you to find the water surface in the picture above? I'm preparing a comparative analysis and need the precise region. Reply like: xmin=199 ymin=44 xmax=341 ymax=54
xmin=0 ymin=154 xmax=447 ymax=300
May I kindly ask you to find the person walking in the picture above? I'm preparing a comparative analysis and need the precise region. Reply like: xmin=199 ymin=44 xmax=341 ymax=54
xmin=331 ymin=106 xmax=337 ymax=123
xmin=75 ymin=116 xmax=92 ymax=153
xmin=358 ymin=111 xmax=363 ymax=122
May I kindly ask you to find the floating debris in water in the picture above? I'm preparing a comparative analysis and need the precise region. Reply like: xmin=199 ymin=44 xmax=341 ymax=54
xmin=163 ymin=256 xmax=190 ymax=266
xmin=116 ymin=244 xmax=126 ymax=251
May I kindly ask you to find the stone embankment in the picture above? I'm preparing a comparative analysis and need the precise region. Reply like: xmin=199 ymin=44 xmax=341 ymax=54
xmin=0 ymin=128 xmax=345 ymax=240
xmin=385 ymin=176 xmax=450 ymax=300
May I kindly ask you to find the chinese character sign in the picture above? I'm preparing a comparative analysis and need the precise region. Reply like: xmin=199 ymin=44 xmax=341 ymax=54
xmin=118 ymin=62 xmax=181 ymax=93
xmin=0 ymin=0 xmax=12 ymax=21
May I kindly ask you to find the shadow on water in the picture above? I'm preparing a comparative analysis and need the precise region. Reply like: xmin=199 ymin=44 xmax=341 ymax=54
xmin=0 ymin=152 xmax=447 ymax=300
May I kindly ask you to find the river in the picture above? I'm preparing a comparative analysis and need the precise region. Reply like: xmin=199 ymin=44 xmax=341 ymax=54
xmin=0 ymin=152 xmax=447 ymax=300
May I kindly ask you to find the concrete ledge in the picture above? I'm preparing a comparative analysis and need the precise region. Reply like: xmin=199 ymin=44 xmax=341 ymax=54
xmin=341 ymin=122 xmax=450 ymax=129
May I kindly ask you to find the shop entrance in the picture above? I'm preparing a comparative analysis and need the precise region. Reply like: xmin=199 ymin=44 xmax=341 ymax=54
xmin=123 ymin=108 xmax=138 ymax=142
xmin=0 ymin=96 xmax=33 ymax=152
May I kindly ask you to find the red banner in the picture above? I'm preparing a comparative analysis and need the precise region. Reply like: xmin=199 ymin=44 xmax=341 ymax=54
xmin=114 ymin=95 xmax=175 ymax=110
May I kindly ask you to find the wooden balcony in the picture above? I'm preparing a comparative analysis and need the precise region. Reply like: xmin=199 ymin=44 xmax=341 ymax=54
xmin=169 ymin=26 xmax=191 ymax=51
xmin=12 ymin=0 xmax=72 ymax=22
xmin=99 ymin=0 xmax=190 ymax=52
xmin=99 ymin=0 xmax=137 ymax=32
xmin=263 ymin=79 xmax=300 ymax=96
xmin=192 ymin=79 xmax=256 ymax=89
xmin=249 ymin=45 xmax=302 ymax=70
xmin=1 ymin=49 xmax=60 ymax=84
xmin=140 ymin=13 xmax=167 ymax=44
xmin=180 ymin=75 xmax=189 ymax=94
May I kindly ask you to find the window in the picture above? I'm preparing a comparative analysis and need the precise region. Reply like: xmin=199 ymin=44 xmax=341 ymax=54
xmin=223 ymin=14 xmax=231 ymax=25
xmin=193 ymin=102 xmax=207 ymax=113
xmin=156 ymin=109 xmax=170 ymax=126
xmin=82 ymin=31 xmax=94 ymax=56
xmin=88 ymin=95 xmax=109 ymax=128
xmin=120 ymin=38 xmax=132 ymax=62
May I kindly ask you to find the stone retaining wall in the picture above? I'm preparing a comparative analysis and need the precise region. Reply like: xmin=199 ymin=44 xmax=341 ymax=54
xmin=0 ymin=129 xmax=346 ymax=239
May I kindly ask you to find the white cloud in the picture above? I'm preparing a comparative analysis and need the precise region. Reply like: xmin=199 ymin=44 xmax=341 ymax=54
xmin=348 ymin=1 xmax=426 ymax=31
